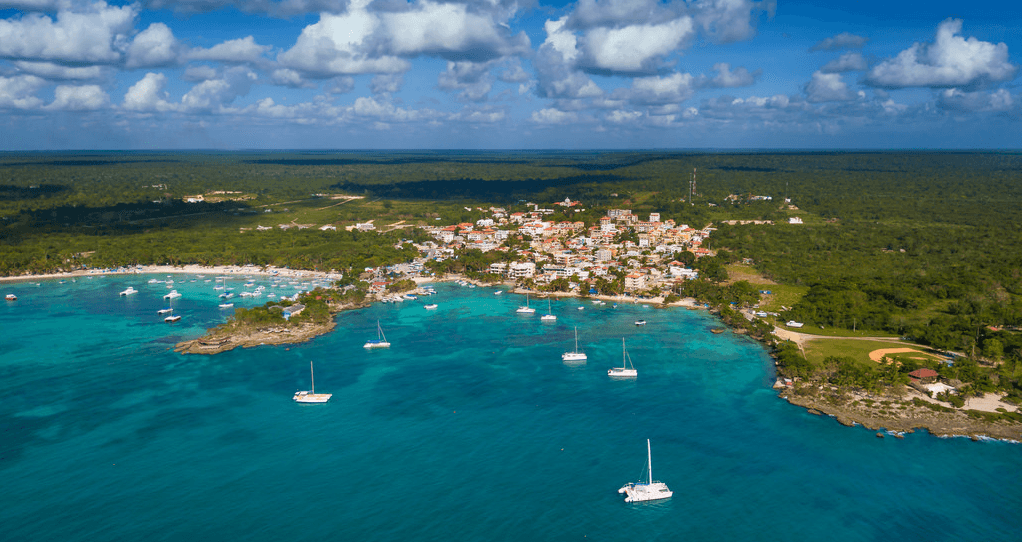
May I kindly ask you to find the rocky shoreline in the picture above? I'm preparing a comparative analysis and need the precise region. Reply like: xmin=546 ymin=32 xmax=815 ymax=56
xmin=174 ymin=320 xmax=338 ymax=354
xmin=715 ymin=307 xmax=1022 ymax=441
xmin=779 ymin=386 xmax=1022 ymax=442
xmin=174 ymin=299 xmax=369 ymax=355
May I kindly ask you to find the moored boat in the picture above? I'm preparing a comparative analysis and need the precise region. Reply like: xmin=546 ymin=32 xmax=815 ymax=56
xmin=618 ymin=440 xmax=672 ymax=503
xmin=293 ymin=361 xmax=332 ymax=403
xmin=364 ymin=320 xmax=391 ymax=348
xmin=516 ymin=294 xmax=535 ymax=314
xmin=561 ymin=327 xmax=587 ymax=362
xmin=608 ymin=338 xmax=637 ymax=378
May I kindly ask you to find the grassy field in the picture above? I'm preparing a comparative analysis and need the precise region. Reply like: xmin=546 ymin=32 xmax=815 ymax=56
xmin=776 ymin=321 xmax=901 ymax=338
xmin=803 ymin=338 xmax=941 ymax=365
xmin=725 ymin=264 xmax=809 ymax=312
xmin=756 ymin=284 xmax=810 ymax=312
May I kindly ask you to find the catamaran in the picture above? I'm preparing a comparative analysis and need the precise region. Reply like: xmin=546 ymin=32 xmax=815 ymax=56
xmin=561 ymin=326 xmax=587 ymax=362
xmin=618 ymin=439 xmax=672 ymax=503
xmin=608 ymin=338 xmax=637 ymax=377
xmin=363 ymin=320 xmax=391 ymax=348
xmin=541 ymin=299 xmax=557 ymax=321
xmin=293 ymin=361 xmax=332 ymax=403
xmin=516 ymin=293 xmax=535 ymax=314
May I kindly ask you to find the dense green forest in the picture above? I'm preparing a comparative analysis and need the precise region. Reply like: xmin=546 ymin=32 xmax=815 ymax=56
xmin=3 ymin=150 xmax=1022 ymax=372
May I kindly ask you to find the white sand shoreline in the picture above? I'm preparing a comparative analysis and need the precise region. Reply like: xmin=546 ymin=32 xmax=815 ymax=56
xmin=0 ymin=264 xmax=343 ymax=284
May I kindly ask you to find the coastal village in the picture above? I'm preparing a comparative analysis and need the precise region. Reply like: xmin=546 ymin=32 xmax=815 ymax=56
xmin=363 ymin=199 xmax=713 ymax=297
xmin=5 ymin=193 xmax=1020 ymax=441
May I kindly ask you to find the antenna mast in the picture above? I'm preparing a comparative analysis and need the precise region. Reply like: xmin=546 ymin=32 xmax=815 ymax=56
xmin=689 ymin=168 xmax=696 ymax=206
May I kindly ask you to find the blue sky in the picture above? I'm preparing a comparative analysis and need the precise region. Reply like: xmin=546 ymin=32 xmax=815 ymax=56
xmin=0 ymin=0 xmax=1019 ymax=149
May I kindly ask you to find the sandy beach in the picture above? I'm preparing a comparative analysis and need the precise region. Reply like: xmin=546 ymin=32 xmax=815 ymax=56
xmin=414 ymin=273 xmax=701 ymax=309
xmin=0 ymin=264 xmax=344 ymax=284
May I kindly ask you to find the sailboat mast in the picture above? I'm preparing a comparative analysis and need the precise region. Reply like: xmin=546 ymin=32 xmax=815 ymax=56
xmin=575 ymin=327 xmax=579 ymax=352
xmin=310 ymin=361 xmax=315 ymax=394
xmin=647 ymin=439 xmax=652 ymax=483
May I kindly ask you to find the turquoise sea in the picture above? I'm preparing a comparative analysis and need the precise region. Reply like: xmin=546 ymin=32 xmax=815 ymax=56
xmin=1 ymin=275 xmax=1019 ymax=541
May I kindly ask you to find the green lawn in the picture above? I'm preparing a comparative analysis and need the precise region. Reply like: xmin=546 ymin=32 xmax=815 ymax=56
xmin=803 ymin=338 xmax=938 ymax=365
xmin=777 ymin=322 xmax=900 ymax=338
xmin=755 ymin=284 xmax=809 ymax=312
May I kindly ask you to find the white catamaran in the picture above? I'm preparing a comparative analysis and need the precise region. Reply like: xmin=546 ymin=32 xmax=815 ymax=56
xmin=516 ymin=293 xmax=535 ymax=314
xmin=561 ymin=326 xmax=587 ymax=362
xmin=363 ymin=320 xmax=391 ymax=348
xmin=607 ymin=338 xmax=637 ymax=377
xmin=618 ymin=439 xmax=672 ymax=503
xmin=293 ymin=361 xmax=332 ymax=403
xmin=541 ymin=299 xmax=557 ymax=321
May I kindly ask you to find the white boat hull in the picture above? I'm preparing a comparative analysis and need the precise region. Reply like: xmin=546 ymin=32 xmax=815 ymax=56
xmin=364 ymin=341 xmax=391 ymax=349
xmin=619 ymin=482 xmax=672 ymax=502
xmin=608 ymin=368 xmax=637 ymax=377
xmin=562 ymin=352 xmax=587 ymax=362
xmin=293 ymin=391 xmax=332 ymax=403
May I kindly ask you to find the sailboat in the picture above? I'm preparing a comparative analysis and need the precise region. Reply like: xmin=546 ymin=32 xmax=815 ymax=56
xmin=607 ymin=338 xmax=637 ymax=377
xmin=163 ymin=296 xmax=181 ymax=323
xmin=618 ymin=439 xmax=672 ymax=503
xmin=293 ymin=361 xmax=332 ymax=403
xmin=516 ymin=293 xmax=535 ymax=314
xmin=561 ymin=327 xmax=587 ymax=362
xmin=541 ymin=298 xmax=557 ymax=321
xmin=363 ymin=320 xmax=391 ymax=348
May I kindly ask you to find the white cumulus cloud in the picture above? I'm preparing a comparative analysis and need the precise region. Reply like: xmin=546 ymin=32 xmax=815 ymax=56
xmin=276 ymin=2 xmax=408 ymax=76
xmin=180 ymin=67 xmax=257 ymax=112
xmin=0 ymin=1 xmax=135 ymax=64
xmin=691 ymin=0 xmax=775 ymax=44
xmin=13 ymin=61 xmax=104 ymax=80
xmin=379 ymin=1 xmax=529 ymax=61
xmin=865 ymin=19 xmax=1017 ymax=89
xmin=699 ymin=62 xmax=758 ymax=87
xmin=939 ymin=88 xmax=1017 ymax=113
xmin=621 ymin=72 xmax=696 ymax=105
xmin=805 ymin=71 xmax=855 ymax=102
xmin=578 ymin=17 xmax=694 ymax=74
xmin=44 ymin=84 xmax=109 ymax=110
xmin=820 ymin=52 xmax=867 ymax=73
xmin=125 ymin=22 xmax=181 ymax=68
xmin=187 ymin=36 xmax=270 ymax=64
xmin=122 ymin=72 xmax=178 ymax=112
xmin=0 ymin=74 xmax=45 ymax=109
xmin=531 ymin=107 xmax=579 ymax=124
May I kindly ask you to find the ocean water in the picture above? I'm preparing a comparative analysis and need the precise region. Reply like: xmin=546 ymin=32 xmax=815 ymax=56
xmin=1 ymin=276 xmax=1019 ymax=542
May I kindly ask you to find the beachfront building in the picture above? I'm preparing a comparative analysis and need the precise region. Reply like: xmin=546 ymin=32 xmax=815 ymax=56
xmin=624 ymin=273 xmax=646 ymax=291
xmin=509 ymin=262 xmax=536 ymax=279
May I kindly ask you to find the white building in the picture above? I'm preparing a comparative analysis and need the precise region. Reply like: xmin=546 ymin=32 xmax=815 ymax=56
xmin=624 ymin=273 xmax=646 ymax=291
xmin=509 ymin=261 xmax=536 ymax=278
